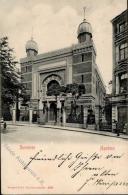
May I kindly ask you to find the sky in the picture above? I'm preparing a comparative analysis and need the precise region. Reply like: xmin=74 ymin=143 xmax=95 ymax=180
xmin=0 ymin=0 xmax=127 ymax=92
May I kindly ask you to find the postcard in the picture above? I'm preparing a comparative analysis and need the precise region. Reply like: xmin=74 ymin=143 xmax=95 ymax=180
xmin=1 ymin=0 xmax=128 ymax=194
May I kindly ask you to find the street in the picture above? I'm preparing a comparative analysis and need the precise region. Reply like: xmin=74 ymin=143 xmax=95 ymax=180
xmin=1 ymin=124 xmax=127 ymax=146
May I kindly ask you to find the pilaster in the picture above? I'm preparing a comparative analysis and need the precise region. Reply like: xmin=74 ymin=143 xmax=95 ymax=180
xmin=116 ymin=75 xmax=120 ymax=95
xmin=66 ymin=56 xmax=73 ymax=84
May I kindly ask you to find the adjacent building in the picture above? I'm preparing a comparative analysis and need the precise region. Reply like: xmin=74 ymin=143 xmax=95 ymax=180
xmin=111 ymin=9 xmax=128 ymax=133
xmin=20 ymin=15 xmax=106 ymax=129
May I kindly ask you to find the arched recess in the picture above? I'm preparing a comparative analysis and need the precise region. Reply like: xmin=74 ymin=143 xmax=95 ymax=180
xmin=47 ymin=80 xmax=60 ymax=96
xmin=42 ymin=74 xmax=63 ymax=98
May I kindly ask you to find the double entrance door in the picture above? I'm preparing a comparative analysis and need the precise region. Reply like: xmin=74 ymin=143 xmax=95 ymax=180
xmin=49 ymin=102 xmax=57 ymax=122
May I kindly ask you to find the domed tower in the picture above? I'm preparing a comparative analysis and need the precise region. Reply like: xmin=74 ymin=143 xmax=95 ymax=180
xmin=72 ymin=8 xmax=96 ymax=97
xmin=25 ymin=37 xmax=38 ymax=57
xmin=77 ymin=8 xmax=92 ymax=43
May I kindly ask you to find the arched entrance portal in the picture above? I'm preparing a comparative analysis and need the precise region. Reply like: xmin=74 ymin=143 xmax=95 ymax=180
xmin=47 ymin=80 xmax=60 ymax=123
xmin=41 ymin=75 xmax=63 ymax=124
xmin=47 ymin=80 xmax=60 ymax=122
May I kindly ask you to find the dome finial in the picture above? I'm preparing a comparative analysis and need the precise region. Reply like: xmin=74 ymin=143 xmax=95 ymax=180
xmin=83 ymin=6 xmax=86 ymax=21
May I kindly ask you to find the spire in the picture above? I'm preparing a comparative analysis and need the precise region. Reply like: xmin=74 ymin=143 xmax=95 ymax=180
xmin=26 ymin=27 xmax=38 ymax=57
xmin=31 ymin=26 xmax=34 ymax=40
xmin=83 ymin=6 xmax=86 ymax=21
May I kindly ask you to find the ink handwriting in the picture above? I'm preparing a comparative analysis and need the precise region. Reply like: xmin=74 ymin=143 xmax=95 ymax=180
xmin=24 ymin=150 xmax=127 ymax=192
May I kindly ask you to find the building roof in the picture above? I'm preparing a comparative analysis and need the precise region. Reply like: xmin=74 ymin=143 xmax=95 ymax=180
xmin=20 ymin=45 xmax=72 ymax=63
xmin=111 ymin=9 xmax=128 ymax=23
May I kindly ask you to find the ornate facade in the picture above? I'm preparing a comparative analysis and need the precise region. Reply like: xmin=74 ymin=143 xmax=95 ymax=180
xmin=20 ymin=15 xmax=106 ymax=129
xmin=111 ymin=9 xmax=128 ymax=134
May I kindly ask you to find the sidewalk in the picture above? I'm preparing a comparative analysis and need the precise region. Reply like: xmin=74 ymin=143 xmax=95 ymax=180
xmin=7 ymin=121 xmax=128 ymax=140
xmin=43 ymin=125 xmax=128 ymax=140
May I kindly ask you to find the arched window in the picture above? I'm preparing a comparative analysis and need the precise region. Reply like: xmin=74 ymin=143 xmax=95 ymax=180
xmin=47 ymin=80 xmax=60 ymax=96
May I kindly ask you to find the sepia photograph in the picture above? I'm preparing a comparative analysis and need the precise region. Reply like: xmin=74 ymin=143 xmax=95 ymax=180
xmin=0 ymin=0 xmax=128 ymax=194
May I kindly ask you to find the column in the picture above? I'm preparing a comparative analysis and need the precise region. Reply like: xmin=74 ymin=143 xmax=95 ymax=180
xmin=83 ymin=106 xmax=88 ymax=129
xmin=47 ymin=102 xmax=50 ymax=123
xmin=12 ymin=108 xmax=16 ymax=124
xmin=57 ymin=109 xmax=61 ymax=125
xmin=18 ymin=100 xmax=21 ymax=110
xmin=116 ymin=75 xmax=119 ymax=95
xmin=32 ymin=72 xmax=38 ymax=99
xmin=29 ymin=108 xmax=33 ymax=124
xmin=62 ymin=108 xmax=66 ymax=126
xmin=38 ymin=99 xmax=42 ymax=123
xmin=39 ymin=102 xmax=44 ymax=124
xmin=57 ymin=98 xmax=61 ymax=125
xmin=42 ymin=84 xmax=46 ymax=101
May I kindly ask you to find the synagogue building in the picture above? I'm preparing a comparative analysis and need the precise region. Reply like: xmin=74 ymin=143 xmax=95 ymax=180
xmin=20 ymin=14 xmax=106 ymax=129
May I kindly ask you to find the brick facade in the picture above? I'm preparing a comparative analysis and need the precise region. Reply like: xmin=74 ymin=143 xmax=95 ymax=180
xmin=20 ymin=16 xmax=106 ymax=129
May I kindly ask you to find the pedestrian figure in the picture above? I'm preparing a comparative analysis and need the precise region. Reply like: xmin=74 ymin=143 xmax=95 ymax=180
xmin=113 ymin=120 xmax=117 ymax=133
xmin=99 ymin=119 xmax=102 ymax=131
xmin=116 ymin=122 xmax=120 ymax=136
xmin=4 ymin=122 xmax=7 ymax=130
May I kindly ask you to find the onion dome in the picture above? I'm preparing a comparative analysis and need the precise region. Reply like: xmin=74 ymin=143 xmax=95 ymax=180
xmin=25 ymin=37 xmax=38 ymax=53
xmin=77 ymin=19 xmax=92 ymax=38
